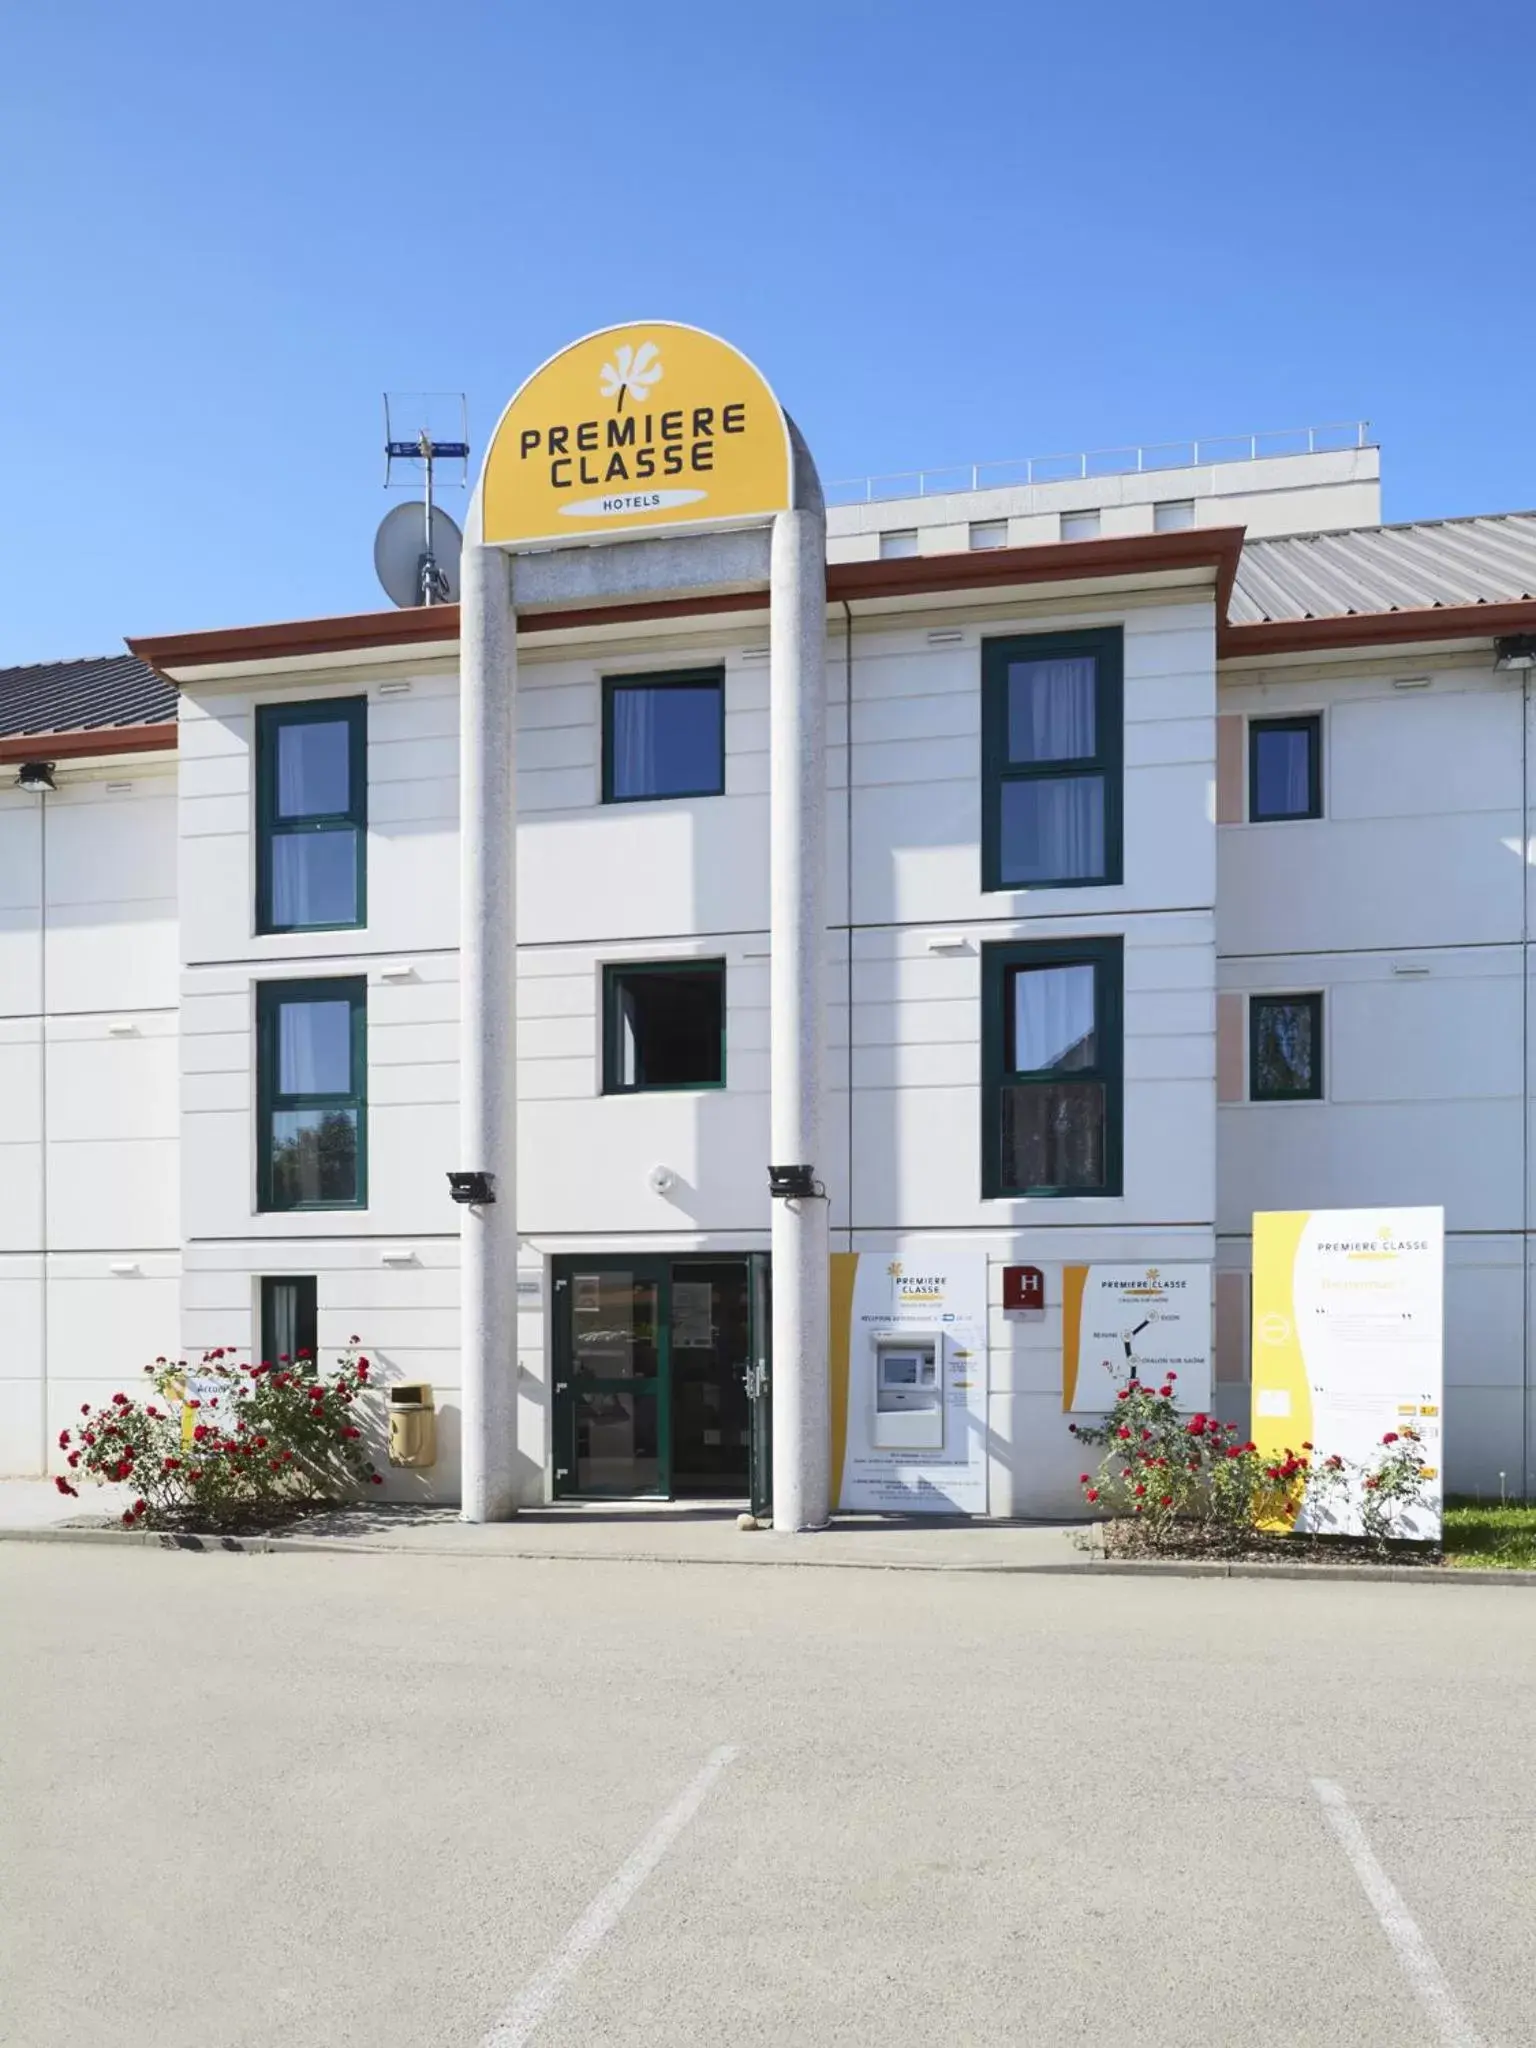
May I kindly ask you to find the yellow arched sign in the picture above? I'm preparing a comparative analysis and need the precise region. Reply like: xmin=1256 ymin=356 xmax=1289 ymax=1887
xmin=481 ymin=322 xmax=793 ymax=549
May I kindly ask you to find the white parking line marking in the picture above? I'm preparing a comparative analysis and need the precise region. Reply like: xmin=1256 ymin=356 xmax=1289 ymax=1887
xmin=483 ymin=1744 xmax=739 ymax=2048
xmin=1312 ymin=1779 xmax=1485 ymax=2048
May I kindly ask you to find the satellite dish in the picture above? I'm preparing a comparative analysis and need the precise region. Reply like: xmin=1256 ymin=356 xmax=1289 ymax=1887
xmin=374 ymin=501 xmax=463 ymax=608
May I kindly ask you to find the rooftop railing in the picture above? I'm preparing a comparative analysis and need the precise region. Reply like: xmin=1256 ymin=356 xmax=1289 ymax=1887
xmin=825 ymin=421 xmax=1374 ymax=507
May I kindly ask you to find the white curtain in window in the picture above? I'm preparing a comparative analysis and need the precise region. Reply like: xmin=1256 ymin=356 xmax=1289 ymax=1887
xmin=277 ymin=720 xmax=349 ymax=819
xmin=1013 ymin=962 xmax=1096 ymax=1072
xmin=613 ymin=690 xmax=658 ymax=797
xmin=266 ymin=1282 xmax=300 ymax=1366
xmin=278 ymin=999 xmax=350 ymax=1095
xmin=271 ymin=830 xmax=356 ymax=928
xmin=1008 ymin=657 xmax=1096 ymax=763
xmin=1271 ymin=731 xmax=1311 ymax=815
xmin=1001 ymin=775 xmax=1105 ymax=883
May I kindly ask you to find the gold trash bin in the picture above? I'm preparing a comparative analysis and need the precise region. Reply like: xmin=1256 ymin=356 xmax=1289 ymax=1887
xmin=387 ymin=1383 xmax=437 ymax=1468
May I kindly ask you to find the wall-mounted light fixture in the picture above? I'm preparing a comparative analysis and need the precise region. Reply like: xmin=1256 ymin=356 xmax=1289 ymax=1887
xmin=1494 ymin=635 xmax=1536 ymax=672
xmin=14 ymin=761 xmax=56 ymax=793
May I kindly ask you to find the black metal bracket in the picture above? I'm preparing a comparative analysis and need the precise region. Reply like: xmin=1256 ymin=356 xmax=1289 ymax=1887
xmin=447 ymin=1171 xmax=496 ymax=1205
xmin=768 ymin=1163 xmax=817 ymax=1200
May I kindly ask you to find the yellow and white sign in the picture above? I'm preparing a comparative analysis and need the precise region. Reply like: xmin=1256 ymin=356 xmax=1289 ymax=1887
xmin=1061 ymin=1264 xmax=1213 ymax=1413
xmin=1252 ymin=1207 xmax=1443 ymax=1539
xmin=829 ymin=1253 xmax=988 ymax=1514
xmin=481 ymin=322 xmax=793 ymax=549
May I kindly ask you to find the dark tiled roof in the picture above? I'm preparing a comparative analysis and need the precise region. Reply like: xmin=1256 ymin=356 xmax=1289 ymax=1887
xmin=0 ymin=654 xmax=176 ymax=739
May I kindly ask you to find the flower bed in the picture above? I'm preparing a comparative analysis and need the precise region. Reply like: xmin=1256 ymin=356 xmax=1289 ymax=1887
xmin=1072 ymin=1373 xmax=1434 ymax=1562
xmin=55 ymin=1343 xmax=383 ymax=1532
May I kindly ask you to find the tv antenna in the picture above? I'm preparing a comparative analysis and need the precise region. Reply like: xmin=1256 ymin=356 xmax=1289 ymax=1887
xmin=380 ymin=392 xmax=469 ymax=607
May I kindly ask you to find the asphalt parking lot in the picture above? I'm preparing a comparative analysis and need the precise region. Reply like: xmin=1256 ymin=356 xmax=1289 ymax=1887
xmin=3 ymin=1544 xmax=1531 ymax=2047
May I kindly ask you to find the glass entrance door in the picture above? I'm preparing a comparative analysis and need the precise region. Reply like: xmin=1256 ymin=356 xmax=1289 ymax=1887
xmin=557 ymin=1264 xmax=665 ymax=1497
xmin=552 ymin=1257 xmax=767 ymax=1502
xmin=669 ymin=1262 xmax=751 ymax=1498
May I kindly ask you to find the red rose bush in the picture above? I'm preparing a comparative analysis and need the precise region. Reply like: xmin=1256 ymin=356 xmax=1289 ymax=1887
xmin=1071 ymin=1373 xmax=1430 ymax=1557
xmin=56 ymin=1343 xmax=383 ymax=1530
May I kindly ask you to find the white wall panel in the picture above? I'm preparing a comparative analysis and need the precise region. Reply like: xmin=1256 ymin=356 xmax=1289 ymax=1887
xmin=0 ymin=1380 xmax=43 ymax=1476
xmin=0 ymin=1143 xmax=44 ymax=1250
xmin=0 ymin=801 xmax=41 ymax=1019
xmin=46 ymin=1261 xmax=181 ymax=1386
xmin=47 ymin=1023 xmax=179 ymax=1142
xmin=0 ymin=1257 xmax=43 ymax=1382
xmin=48 ymin=1139 xmax=179 ymax=1250
xmin=48 ymin=905 xmax=179 ymax=1015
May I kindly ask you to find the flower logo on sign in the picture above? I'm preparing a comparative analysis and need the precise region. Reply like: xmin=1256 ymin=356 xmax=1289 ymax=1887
xmin=599 ymin=341 xmax=663 ymax=412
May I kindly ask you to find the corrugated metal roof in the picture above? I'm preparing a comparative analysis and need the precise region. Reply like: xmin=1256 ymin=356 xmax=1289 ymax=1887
xmin=1231 ymin=512 xmax=1536 ymax=625
xmin=0 ymin=654 xmax=175 ymax=739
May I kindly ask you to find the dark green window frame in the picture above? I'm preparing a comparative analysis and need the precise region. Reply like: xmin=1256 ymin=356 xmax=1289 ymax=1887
xmin=256 ymin=977 xmax=369 ymax=1212
xmin=1248 ymin=714 xmax=1322 ymax=822
xmin=602 ymin=959 xmax=727 ymax=1095
xmin=255 ymin=697 xmax=368 ymax=934
xmin=981 ymin=627 xmax=1123 ymax=892
xmin=259 ymin=1275 xmax=318 ymax=1370
xmin=981 ymin=936 xmax=1124 ymax=1198
xmin=601 ymin=668 xmax=726 ymax=804
xmin=1249 ymin=992 xmax=1323 ymax=1102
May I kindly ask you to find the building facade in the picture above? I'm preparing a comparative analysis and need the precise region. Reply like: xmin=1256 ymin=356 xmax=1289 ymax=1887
xmin=4 ymin=428 xmax=1535 ymax=1513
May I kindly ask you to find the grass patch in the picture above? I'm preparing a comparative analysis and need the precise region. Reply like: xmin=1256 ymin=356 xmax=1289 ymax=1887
xmin=1443 ymin=1498 xmax=1536 ymax=1570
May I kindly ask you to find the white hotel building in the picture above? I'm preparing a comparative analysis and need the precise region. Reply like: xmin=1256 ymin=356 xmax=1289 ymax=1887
xmin=4 ymin=422 xmax=1536 ymax=1514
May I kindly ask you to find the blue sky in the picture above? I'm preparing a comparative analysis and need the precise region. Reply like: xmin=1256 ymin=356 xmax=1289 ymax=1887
xmin=3 ymin=0 xmax=1532 ymax=660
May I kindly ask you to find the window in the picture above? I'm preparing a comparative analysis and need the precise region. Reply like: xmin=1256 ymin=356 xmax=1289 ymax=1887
xmin=982 ymin=938 xmax=1123 ymax=1197
xmin=879 ymin=529 xmax=919 ymax=559
xmin=257 ymin=979 xmax=367 ymax=1210
xmin=1060 ymin=509 xmax=1100 ymax=541
xmin=256 ymin=699 xmax=367 ymax=933
xmin=260 ymin=1276 xmax=317 ymax=1370
xmin=1154 ymin=499 xmax=1196 ymax=532
xmin=982 ymin=627 xmax=1123 ymax=890
xmin=602 ymin=669 xmax=724 ymax=803
xmin=1250 ymin=993 xmax=1323 ymax=1101
xmin=969 ymin=520 xmax=1008 ymax=551
xmin=1249 ymin=715 xmax=1322 ymax=821
xmin=603 ymin=962 xmax=725 ymax=1093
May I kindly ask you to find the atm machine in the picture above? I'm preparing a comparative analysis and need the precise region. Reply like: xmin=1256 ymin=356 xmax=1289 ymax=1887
xmin=872 ymin=1330 xmax=945 ymax=1451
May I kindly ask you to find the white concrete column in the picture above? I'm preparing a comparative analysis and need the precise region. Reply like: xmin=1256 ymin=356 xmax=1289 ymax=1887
xmin=769 ymin=497 xmax=830 ymax=1531
xmin=459 ymin=532 xmax=521 ymax=1521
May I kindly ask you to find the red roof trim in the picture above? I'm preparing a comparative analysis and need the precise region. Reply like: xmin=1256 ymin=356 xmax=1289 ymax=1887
xmin=0 ymin=722 xmax=178 ymax=764
xmin=128 ymin=529 xmax=1244 ymax=677
xmin=1219 ymin=597 xmax=1536 ymax=658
